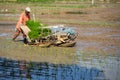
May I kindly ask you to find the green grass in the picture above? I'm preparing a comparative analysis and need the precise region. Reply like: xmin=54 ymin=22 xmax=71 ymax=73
xmin=17 ymin=0 xmax=56 ymax=3
xmin=30 ymin=3 xmax=93 ymax=8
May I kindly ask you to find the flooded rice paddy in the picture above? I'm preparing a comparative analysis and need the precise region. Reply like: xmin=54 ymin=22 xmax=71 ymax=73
xmin=0 ymin=22 xmax=120 ymax=80
xmin=0 ymin=3 xmax=120 ymax=80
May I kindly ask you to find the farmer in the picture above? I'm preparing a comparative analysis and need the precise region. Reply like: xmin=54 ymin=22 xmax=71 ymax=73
xmin=12 ymin=7 xmax=31 ymax=44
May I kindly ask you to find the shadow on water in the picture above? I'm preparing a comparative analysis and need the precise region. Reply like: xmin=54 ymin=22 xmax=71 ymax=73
xmin=0 ymin=57 xmax=105 ymax=80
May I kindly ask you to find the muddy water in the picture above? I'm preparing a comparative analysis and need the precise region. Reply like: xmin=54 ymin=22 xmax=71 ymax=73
xmin=0 ymin=33 xmax=8 ymax=37
xmin=0 ymin=23 xmax=120 ymax=53
xmin=75 ymin=50 xmax=120 ymax=80
xmin=0 ymin=57 xmax=119 ymax=80
xmin=0 ymin=23 xmax=120 ymax=80
xmin=73 ymin=26 xmax=120 ymax=54
xmin=0 ymin=22 xmax=23 ymax=39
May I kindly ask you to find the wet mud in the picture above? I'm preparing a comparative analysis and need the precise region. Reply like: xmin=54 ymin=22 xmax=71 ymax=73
xmin=0 ymin=23 xmax=120 ymax=54
xmin=75 ymin=26 xmax=120 ymax=54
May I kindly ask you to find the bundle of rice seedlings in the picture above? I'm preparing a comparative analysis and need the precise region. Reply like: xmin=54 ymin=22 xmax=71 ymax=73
xmin=26 ymin=20 xmax=51 ymax=41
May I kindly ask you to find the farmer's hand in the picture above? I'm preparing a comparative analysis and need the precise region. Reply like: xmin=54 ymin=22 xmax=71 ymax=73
xmin=16 ymin=27 xmax=21 ymax=32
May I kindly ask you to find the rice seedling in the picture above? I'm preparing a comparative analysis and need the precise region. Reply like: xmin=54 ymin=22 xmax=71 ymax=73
xmin=26 ymin=20 xmax=51 ymax=40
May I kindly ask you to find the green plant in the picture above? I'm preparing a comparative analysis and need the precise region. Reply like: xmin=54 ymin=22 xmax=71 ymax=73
xmin=26 ymin=20 xmax=41 ymax=30
xmin=26 ymin=20 xmax=51 ymax=40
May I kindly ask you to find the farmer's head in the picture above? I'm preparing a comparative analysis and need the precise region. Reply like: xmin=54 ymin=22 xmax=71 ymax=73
xmin=25 ymin=7 xmax=31 ymax=15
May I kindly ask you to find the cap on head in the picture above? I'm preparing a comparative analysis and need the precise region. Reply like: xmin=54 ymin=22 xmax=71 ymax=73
xmin=25 ymin=7 xmax=31 ymax=12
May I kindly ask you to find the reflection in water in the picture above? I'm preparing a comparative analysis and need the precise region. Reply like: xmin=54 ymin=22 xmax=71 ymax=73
xmin=0 ymin=33 xmax=8 ymax=37
xmin=76 ymin=50 xmax=120 ymax=80
xmin=0 ymin=57 xmax=105 ymax=80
